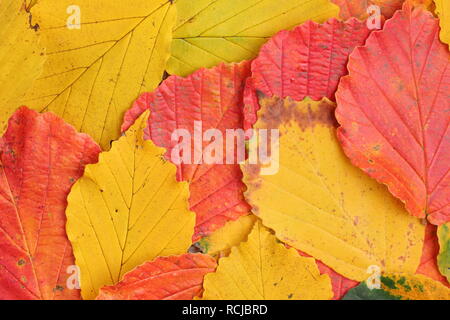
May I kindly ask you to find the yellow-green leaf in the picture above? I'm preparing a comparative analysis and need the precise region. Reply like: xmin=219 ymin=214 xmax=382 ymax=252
xmin=66 ymin=112 xmax=195 ymax=300
xmin=23 ymin=0 xmax=176 ymax=149
xmin=0 ymin=0 xmax=45 ymax=130
xmin=435 ymin=0 xmax=450 ymax=45
xmin=438 ymin=223 xmax=450 ymax=282
xmin=381 ymin=273 xmax=450 ymax=300
xmin=197 ymin=214 xmax=258 ymax=257
xmin=201 ymin=221 xmax=333 ymax=300
xmin=168 ymin=0 xmax=339 ymax=76
xmin=241 ymin=96 xmax=425 ymax=281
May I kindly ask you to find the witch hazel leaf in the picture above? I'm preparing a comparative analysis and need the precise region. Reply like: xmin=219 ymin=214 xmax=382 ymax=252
xmin=335 ymin=3 xmax=450 ymax=225
xmin=201 ymin=221 xmax=333 ymax=300
xmin=168 ymin=0 xmax=339 ymax=76
xmin=66 ymin=112 xmax=195 ymax=300
xmin=0 ymin=0 xmax=45 ymax=130
xmin=197 ymin=215 xmax=257 ymax=258
xmin=0 ymin=107 xmax=100 ymax=300
xmin=96 ymin=254 xmax=216 ymax=300
xmin=344 ymin=273 xmax=450 ymax=300
xmin=123 ymin=61 xmax=252 ymax=241
xmin=242 ymin=96 xmax=425 ymax=281
xmin=296 ymin=250 xmax=358 ymax=300
xmin=435 ymin=0 xmax=450 ymax=45
xmin=331 ymin=0 xmax=404 ymax=20
xmin=22 ymin=0 xmax=176 ymax=150
xmin=437 ymin=223 xmax=450 ymax=282
xmin=416 ymin=223 xmax=449 ymax=286
xmin=244 ymin=18 xmax=371 ymax=130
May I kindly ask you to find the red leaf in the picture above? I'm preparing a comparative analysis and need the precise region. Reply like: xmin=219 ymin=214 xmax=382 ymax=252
xmin=297 ymin=250 xmax=358 ymax=300
xmin=96 ymin=254 xmax=217 ymax=300
xmin=0 ymin=107 xmax=100 ymax=300
xmin=335 ymin=3 xmax=450 ymax=225
xmin=416 ymin=223 xmax=450 ymax=287
xmin=122 ymin=62 xmax=252 ymax=241
xmin=244 ymin=18 xmax=371 ymax=129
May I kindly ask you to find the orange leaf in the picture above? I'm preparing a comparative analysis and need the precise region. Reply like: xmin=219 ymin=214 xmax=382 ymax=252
xmin=96 ymin=254 xmax=217 ymax=300
xmin=122 ymin=62 xmax=253 ymax=240
xmin=0 ymin=107 xmax=100 ymax=300
xmin=335 ymin=3 xmax=450 ymax=225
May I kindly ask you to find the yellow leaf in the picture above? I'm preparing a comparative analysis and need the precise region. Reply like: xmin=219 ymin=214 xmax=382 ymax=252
xmin=437 ymin=223 xmax=450 ymax=282
xmin=201 ymin=221 xmax=333 ymax=300
xmin=168 ymin=0 xmax=339 ymax=76
xmin=241 ymin=96 xmax=425 ymax=281
xmin=381 ymin=273 xmax=450 ymax=300
xmin=0 ymin=0 xmax=45 ymax=130
xmin=197 ymin=214 xmax=258 ymax=257
xmin=435 ymin=0 xmax=450 ymax=45
xmin=66 ymin=112 xmax=195 ymax=300
xmin=23 ymin=0 xmax=176 ymax=149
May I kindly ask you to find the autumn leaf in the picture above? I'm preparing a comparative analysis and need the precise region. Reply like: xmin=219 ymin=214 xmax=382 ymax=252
xmin=96 ymin=254 xmax=216 ymax=300
xmin=241 ymin=96 xmax=425 ymax=281
xmin=0 ymin=107 xmax=100 ymax=300
xmin=416 ymin=223 xmax=450 ymax=286
xmin=435 ymin=0 xmax=450 ymax=45
xmin=344 ymin=273 xmax=450 ymax=300
xmin=167 ymin=0 xmax=339 ymax=76
xmin=66 ymin=112 xmax=195 ymax=300
xmin=122 ymin=62 xmax=252 ymax=241
xmin=21 ymin=0 xmax=176 ymax=150
xmin=197 ymin=215 xmax=258 ymax=258
xmin=331 ymin=0 xmax=404 ymax=19
xmin=335 ymin=3 xmax=450 ymax=225
xmin=0 ymin=0 xmax=45 ymax=130
xmin=249 ymin=18 xmax=370 ymax=102
xmin=201 ymin=221 xmax=333 ymax=300
xmin=438 ymin=223 xmax=450 ymax=282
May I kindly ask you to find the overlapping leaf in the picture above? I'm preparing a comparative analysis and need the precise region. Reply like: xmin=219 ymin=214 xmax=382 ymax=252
xmin=123 ymin=62 xmax=252 ymax=240
xmin=0 ymin=107 xmax=100 ymax=300
xmin=201 ymin=221 xmax=333 ymax=300
xmin=167 ymin=0 xmax=339 ymax=76
xmin=344 ymin=273 xmax=450 ymax=300
xmin=241 ymin=96 xmax=425 ymax=281
xmin=335 ymin=3 xmax=450 ymax=225
xmin=435 ymin=0 xmax=450 ymax=45
xmin=66 ymin=112 xmax=195 ymax=299
xmin=416 ymin=223 xmax=449 ymax=286
xmin=438 ymin=223 xmax=450 ymax=282
xmin=21 ymin=0 xmax=176 ymax=150
xmin=0 ymin=0 xmax=45 ymax=130
xmin=96 ymin=254 xmax=216 ymax=300
xmin=243 ymin=18 xmax=371 ymax=130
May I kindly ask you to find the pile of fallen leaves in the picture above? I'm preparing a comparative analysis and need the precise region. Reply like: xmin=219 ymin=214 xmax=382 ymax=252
xmin=0 ymin=0 xmax=449 ymax=300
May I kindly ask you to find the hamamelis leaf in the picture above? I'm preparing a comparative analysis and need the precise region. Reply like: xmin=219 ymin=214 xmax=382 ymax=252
xmin=435 ymin=0 xmax=450 ymax=45
xmin=0 ymin=0 xmax=45 ymax=131
xmin=66 ymin=112 xmax=195 ymax=299
xmin=22 ymin=0 xmax=176 ymax=150
xmin=437 ymin=223 xmax=450 ymax=282
xmin=201 ymin=221 xmax=333 ymax=300
xmin=97 ymin=254 xmax=216 ymax=300
xmin=167 ymin=0 xmax=339 ymax=76
xmin=335 ymin=3 xmax=450 ymax=225
xmin=344 ymin=273 xmax=450 ymax=300
xmin=241 ymin=96 xmax=424 ymax=281
xmin=0 ymin=107 xmax=100 ymax=300
xmin=123 ymin=62 xmax=252 ymax=240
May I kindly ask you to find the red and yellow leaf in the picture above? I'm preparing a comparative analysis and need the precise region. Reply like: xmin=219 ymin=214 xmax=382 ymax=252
xmin=0 ymin=107 xmax=100 ymax=300
xmin=96 ymin=254 xmax=216 ymax=300
xmin=335 ymin=3 xmax=450 ymax=225
xmin=122 ymin=62 xmax=253 ymax=240
xmin=243 ymin=18 xmax=371 ymax=130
